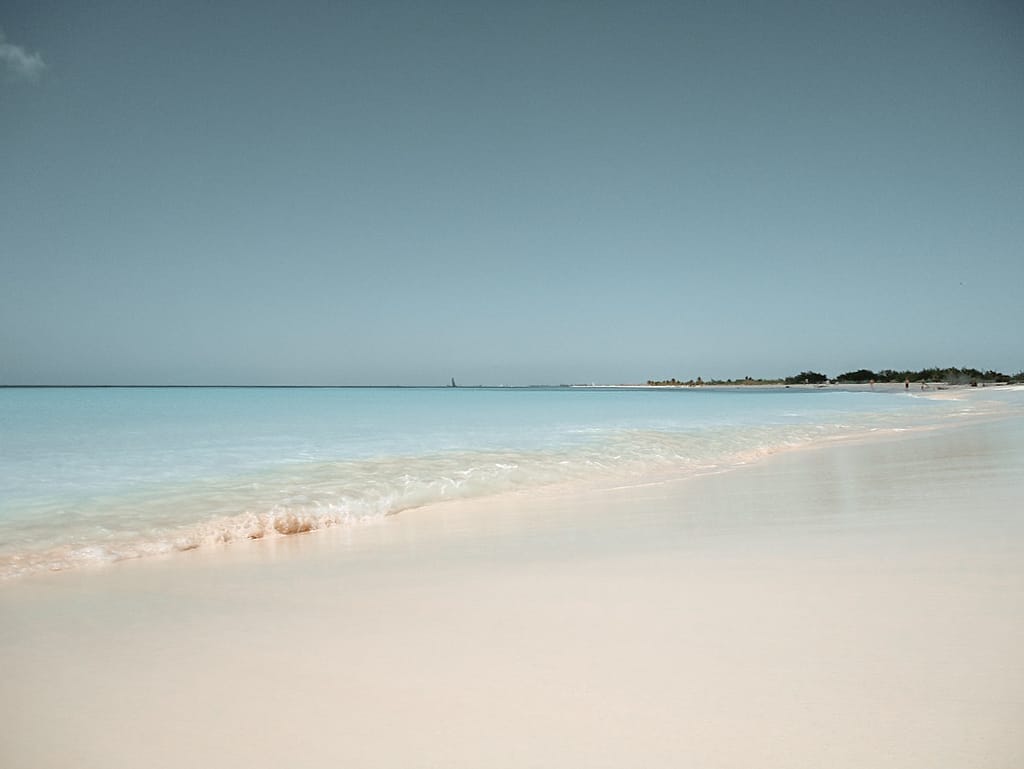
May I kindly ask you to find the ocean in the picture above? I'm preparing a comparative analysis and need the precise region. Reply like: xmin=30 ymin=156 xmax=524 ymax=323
xmin=0 ymin=385 xmax=1016 ymax=579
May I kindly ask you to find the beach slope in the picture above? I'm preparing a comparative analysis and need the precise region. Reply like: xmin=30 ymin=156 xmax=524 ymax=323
xmin=1 ymin=415 xmax=1022 ymax=768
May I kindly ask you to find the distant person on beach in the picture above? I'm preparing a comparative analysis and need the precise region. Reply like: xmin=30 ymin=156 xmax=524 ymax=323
xmin=905 ymin=378 xmax=910 ymax=390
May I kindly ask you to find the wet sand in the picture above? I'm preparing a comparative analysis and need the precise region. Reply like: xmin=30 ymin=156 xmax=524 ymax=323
xmin=2 ymin=413 xmax=1022 ymax=768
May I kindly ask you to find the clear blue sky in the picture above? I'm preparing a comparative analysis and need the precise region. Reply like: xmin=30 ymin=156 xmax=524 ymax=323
xmin=2 ymin=1 xmax=1022 ymax=385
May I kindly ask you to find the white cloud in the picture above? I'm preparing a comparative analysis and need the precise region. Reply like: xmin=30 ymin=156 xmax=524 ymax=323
xmin=0 ymin=28 xmax=46 ymax=81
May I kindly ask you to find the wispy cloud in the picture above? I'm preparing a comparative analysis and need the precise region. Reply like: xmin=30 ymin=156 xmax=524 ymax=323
xmin=0 ymin=28 xmax=46 ymax=81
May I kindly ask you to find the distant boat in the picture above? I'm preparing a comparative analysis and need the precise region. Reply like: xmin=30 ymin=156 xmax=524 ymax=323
xmin=450 ymin=377 xmax=457 ymax=388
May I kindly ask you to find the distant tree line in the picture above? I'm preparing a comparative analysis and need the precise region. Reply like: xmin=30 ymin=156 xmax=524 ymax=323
xmin=831 ymin=366 xmax=1019 ymax=385
xmin=646 ymin=376 xmax=783 ymax=387
xmin=783 ymin=371 xmax=829 ymax=385
xmin=647 ymin=367 xmax=1022 ymax=387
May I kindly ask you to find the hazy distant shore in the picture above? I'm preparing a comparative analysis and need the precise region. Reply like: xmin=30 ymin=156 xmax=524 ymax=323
xmin=585 ymin=381 xmax=1021 ymax=394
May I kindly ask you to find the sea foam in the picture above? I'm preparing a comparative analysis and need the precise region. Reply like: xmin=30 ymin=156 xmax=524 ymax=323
xmin=1 ymin=386 xmax=1016 ymax=579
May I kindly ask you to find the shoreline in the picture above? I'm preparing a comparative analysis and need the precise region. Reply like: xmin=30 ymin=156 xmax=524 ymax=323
xmin=1 ymin=403 xmax=1022 ymax=767
xmin=2 ymin=385 xmax=1019 ymax=584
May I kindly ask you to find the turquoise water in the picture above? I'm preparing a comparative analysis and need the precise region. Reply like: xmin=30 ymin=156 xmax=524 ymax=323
xmin=0 ymin=386 xmax=1014 ymax=578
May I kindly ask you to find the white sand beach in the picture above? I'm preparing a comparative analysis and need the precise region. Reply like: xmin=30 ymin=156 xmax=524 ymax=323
xmin=2 ymin=410 xmax=1023 ymax=769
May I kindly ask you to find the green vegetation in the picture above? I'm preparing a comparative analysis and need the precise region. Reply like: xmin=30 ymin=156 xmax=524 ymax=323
xmin=784 ymin=371 xmax=828 ymax=385
xmin=835 ymin=366 xmax=1018 ymax=385
xmin=646 ymin=366 xmax=1022 ymax=387
xmin=645 ymin=375 xmax=787 ymax=387
xmin=646 ymin=376 xmax=783 ymax=387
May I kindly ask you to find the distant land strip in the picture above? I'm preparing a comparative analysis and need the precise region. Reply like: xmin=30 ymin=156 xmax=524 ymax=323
xmin=647 ymin=366 xmax=1023 ymax=387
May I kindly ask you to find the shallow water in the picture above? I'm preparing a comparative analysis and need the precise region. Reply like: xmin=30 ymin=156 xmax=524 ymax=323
xmin=1 ymin=385 xmax=1019 ymax=577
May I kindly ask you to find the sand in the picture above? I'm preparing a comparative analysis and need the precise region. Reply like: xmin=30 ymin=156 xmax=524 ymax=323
xmin=2 ymin=413 xmax=1023 ymax=768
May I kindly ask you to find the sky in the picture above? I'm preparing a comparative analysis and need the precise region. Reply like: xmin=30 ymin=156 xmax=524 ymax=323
xmin=2 ymin=1 xmax=1022 ymax=385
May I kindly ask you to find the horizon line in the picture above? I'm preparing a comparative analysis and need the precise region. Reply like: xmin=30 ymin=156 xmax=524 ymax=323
xmin=0 ymin=384 xmax=583 ymax=389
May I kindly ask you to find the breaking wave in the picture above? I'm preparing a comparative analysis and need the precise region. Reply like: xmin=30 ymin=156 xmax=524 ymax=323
xmin=2 ymin=388 xmax=1013 ymax=580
